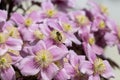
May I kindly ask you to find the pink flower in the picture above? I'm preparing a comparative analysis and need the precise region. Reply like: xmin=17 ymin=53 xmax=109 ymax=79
xmin=64 ymin=50 xmax=87 ymax=80
xmin=0 ymin=50 xmax=22 ymax=80
xmin=18 ymin=40 xmax=68 ymax=80
xmin=39 ymin=1 xmax=66 ymax=19
xmin=45 ymin=18 xmax=81 ymax=46
xmin=10 ymin=11 xmax=40 ymax=42
xmin=80 ymin=57 xmax=114 ymax=80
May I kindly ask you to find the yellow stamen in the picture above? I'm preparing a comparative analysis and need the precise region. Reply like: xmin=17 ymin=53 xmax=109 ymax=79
xmin=35 ymin=50 xmax=53 ymax=68
xmin=99 ymin=20 xmax=105 ymax=29
xmin=6 ymin=26 xmax=20 ymax=38
xmin=94 ymin=58 xmax=106 ymax=74
xmin=50 ymin=30 xmax=65 ymax=43
xmin=88 ymin=38 xmax=95 ymax=45
xmin=34 ymin=30 xmax=44 ymax=40
xmin=100 ymin=4 xmax=109 ymax=14
xmin=63 ymin=58 xmax=69 ymax=63
xmin=63 ymin=23 xmax=72 ymax=32
xmin=24 ymin=18 xmax=33 ymax=27
xmin=0 ymin=53 xmax=12 ymax=69
xmin=0 ymin=33 xmax=8 ymax=44
xmin=46 ymin=9 xmax=56 ymax=17
xmin=76 ymin=15 xmax=89 ymax=25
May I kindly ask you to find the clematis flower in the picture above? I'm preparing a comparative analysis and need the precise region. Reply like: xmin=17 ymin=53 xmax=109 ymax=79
xmin=18 ymin=40 xmax=68 ymax=80
xmin=0 ymin=31 xmax=23 ymax=56
xmin=39 ymin=0 xmax=66 ymax=19
xmin=0 ymin=21 xmax=23 ymax=56
xmin=0 ymin=50 xmax=22 ymax=80
xmin=45 ymin=18 xmax=81 ymax=46
xmin=63 ymin=50 xmax=88 ymax=80
xmin=69 ymin=10 xmax=92 ymax=36
xmin=87 ymin=0 xmax=109 ymax=18
xmin=10 ymin=11 xmax=40 ymax=42
xmin=80 ymin=57 xmax=114 ymax=80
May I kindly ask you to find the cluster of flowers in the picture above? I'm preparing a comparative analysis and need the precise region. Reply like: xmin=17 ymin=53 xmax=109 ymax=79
xmin=0 ymin=0 xmax=120 ymax=80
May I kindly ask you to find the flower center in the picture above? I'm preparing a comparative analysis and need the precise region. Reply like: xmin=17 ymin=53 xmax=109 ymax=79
xmin=50 ymin=30 xmax=65 ymax=43
xmin=24 ymin=18 xmax=33 ymax=27
xmin=34 ymin=30 xmax=44 ymax=40
xmin=46 ymin=9 xmax=56 ymax=17
xmin=0 ymin=53 xmax=12 ymax=69
xmin=35 ymin=50 xmax=53 ymax=68
xmin=76 ymin=15 xmax=89 ymax=25
xmin=88 ymin=38 xmax=95 ymax=45
xmin=100 ymin=4 xmax=108 ymax=14
xmin=63 ymin=23 xmax=72 ymax=32
xmin=6 ymin=26 xmax=20 ymax=38
xmin=94 ymin=58 xmax=106 ymax=74
xmin=0 ymin=33 xmax=8 ymax=44
xmin=99 ymin=20 xmax=106 ymax=29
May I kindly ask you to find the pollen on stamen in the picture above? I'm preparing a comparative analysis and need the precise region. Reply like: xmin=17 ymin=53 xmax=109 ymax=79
xmin=63 ymin=23 xmax=72 ymax=32
xmin=24 ymin=18 xmax=33 ymax=27
xmin=46 ymin=9 xmax=56 ymax=17
xmin=88 ymin=38 xmax=95 ymax=45
xmin=0 ymin=33 xmax=8 ymax=44
xmin=7 ymin=26 xmax=19 ymax=38
xmin=35 ymin=50 xmax=53 ymax=68
xmin=100 ymin=4 xmax=109 ymax=14
xmin=34 ymin=30 xmax=44 ymax=40
xmin=99 ymin=20 xmax=106 ymax=29
xmin=76 ymin=15 xmax=89 ymax=25
xmin=0 ymin=54 xmax=12 ymax=69
xmin=94 ymin=58 xmax=106 ymax=74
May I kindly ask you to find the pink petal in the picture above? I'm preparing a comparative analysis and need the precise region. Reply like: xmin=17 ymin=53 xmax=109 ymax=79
xmin=64 ymin=63 xmax=76 ymax=76
xmin=101 ymin=60 xmax=115 ymax=78
xmin=0 ymin=10 xmax=7 ymax=22
xmin=68 ymin=34 xmax=81 ymax=45
xmin=92 ymin=44 xmax=103 ymax=55
xmin=104 ymin=32 xmax=117 ymax=46
xmin=48 ymin=45 xmax=68 ymax=61
xmin=69 ymin=50 xmax=79 ymax=67
xmin=6 ymin=37 xmax=23 ymax=50
xmin=10 ymin=12 xmax=24 ymax=25
xmin=88 ymin=75 xmax=100 ymax=80
xmin=41 ymin=63 xmax=59 ymax=80
xmin=80 ymin=61 xmax=93 ymax=75
xmin=32 ymin=40 xmax=46 ymax=54
xmin=19 ymin=28 xmax=34 ymax=41
xmin=0 ymin=45 xmax=8 ymax=56
xmin=18 ymin=56 xmax=40 ymax=76
xmin=54 ymin=68 xmax=70 ymax=80
xmin=0 ymin=66 xmax=15 ymax=80
xmin=42 ymin=1 xmax=54 ymax=11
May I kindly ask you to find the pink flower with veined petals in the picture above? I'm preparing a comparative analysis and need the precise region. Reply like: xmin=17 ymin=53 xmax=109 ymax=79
xmin=18 ymin=40 xmax=68 ymax=80
xmin=0 ymin=21 xmax=23 ymax=56
xmin=80 ymin=57 xmax=114 ymax=80
xmin=0 ymin=49 xmax=22 ymax=80
xmin=45 ymin=18 xmax=81 ymax=46
xmin=39 ymin=0 xmax=66 ymax=19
